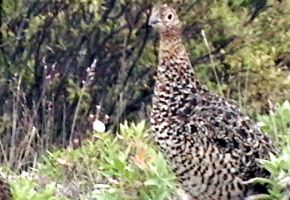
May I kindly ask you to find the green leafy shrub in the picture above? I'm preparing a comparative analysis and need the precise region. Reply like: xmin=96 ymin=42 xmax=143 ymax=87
xmin=254 ymin=148 xmax=290 ymax=200
xmin=8 ymin=121 xmax=176 ymax=200
xmin=12 ymin=178 xmax=67 ymax=200
xmin=258 ymin=101 xmax=290 ymax=148
xmin=251 ymin=101 xmax=290 ymax=199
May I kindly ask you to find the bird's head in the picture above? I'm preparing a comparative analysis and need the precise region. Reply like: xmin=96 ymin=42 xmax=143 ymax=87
xmin=148 ymin=4 xmax=181 ymax=35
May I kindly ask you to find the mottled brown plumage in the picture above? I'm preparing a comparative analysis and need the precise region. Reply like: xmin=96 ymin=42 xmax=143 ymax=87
xmin=0 ymin=177 xmax=12 ymax=200
xmin=149 ymin=4 xmax=277 ymax=200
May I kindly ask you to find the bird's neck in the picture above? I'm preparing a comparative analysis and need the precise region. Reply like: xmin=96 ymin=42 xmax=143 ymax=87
xmin=151 ymin=35 xmax=206 ymax=134
xmin=156 ymin=34 xmax=203 ymax=92
xmin=150 ymin=34 xmax=201 ymax=151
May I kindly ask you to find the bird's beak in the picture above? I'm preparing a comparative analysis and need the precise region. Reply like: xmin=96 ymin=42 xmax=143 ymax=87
xmin=148 ymin=15 xmax=159 ymax=26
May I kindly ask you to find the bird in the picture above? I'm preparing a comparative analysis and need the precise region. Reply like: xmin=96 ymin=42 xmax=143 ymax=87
xmin=0 ymin=177 xmax=12 ymax=200
xmin=148 ymin=4 xmax=277 ymax=200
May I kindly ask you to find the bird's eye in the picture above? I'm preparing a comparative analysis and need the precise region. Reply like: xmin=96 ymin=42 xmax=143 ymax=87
xmin=167 ymin=13 xmax=173 ymax=20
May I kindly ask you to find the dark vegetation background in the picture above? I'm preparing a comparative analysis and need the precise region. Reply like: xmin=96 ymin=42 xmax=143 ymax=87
xmin=0 ymin=0 xmax=289 ymax=170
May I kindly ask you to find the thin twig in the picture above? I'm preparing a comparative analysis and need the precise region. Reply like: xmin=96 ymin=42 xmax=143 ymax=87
xmin=69 ymin=59 xmax=97 ymax=145
xmin=9 ymin=74 xmax=23 ymax=166
xmin=69 ymin=88 xmax=85 ymax=145
xmin=201 ymin=29 xmax=223 ymax=96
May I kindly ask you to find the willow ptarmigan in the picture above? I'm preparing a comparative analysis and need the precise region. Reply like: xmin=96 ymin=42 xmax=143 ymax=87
xmin=148 ymin=4 xmax=277 ymax=200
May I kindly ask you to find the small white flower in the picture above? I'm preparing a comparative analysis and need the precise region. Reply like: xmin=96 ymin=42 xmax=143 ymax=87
xmin=93 ymin=119 xmax=106 ymax=132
